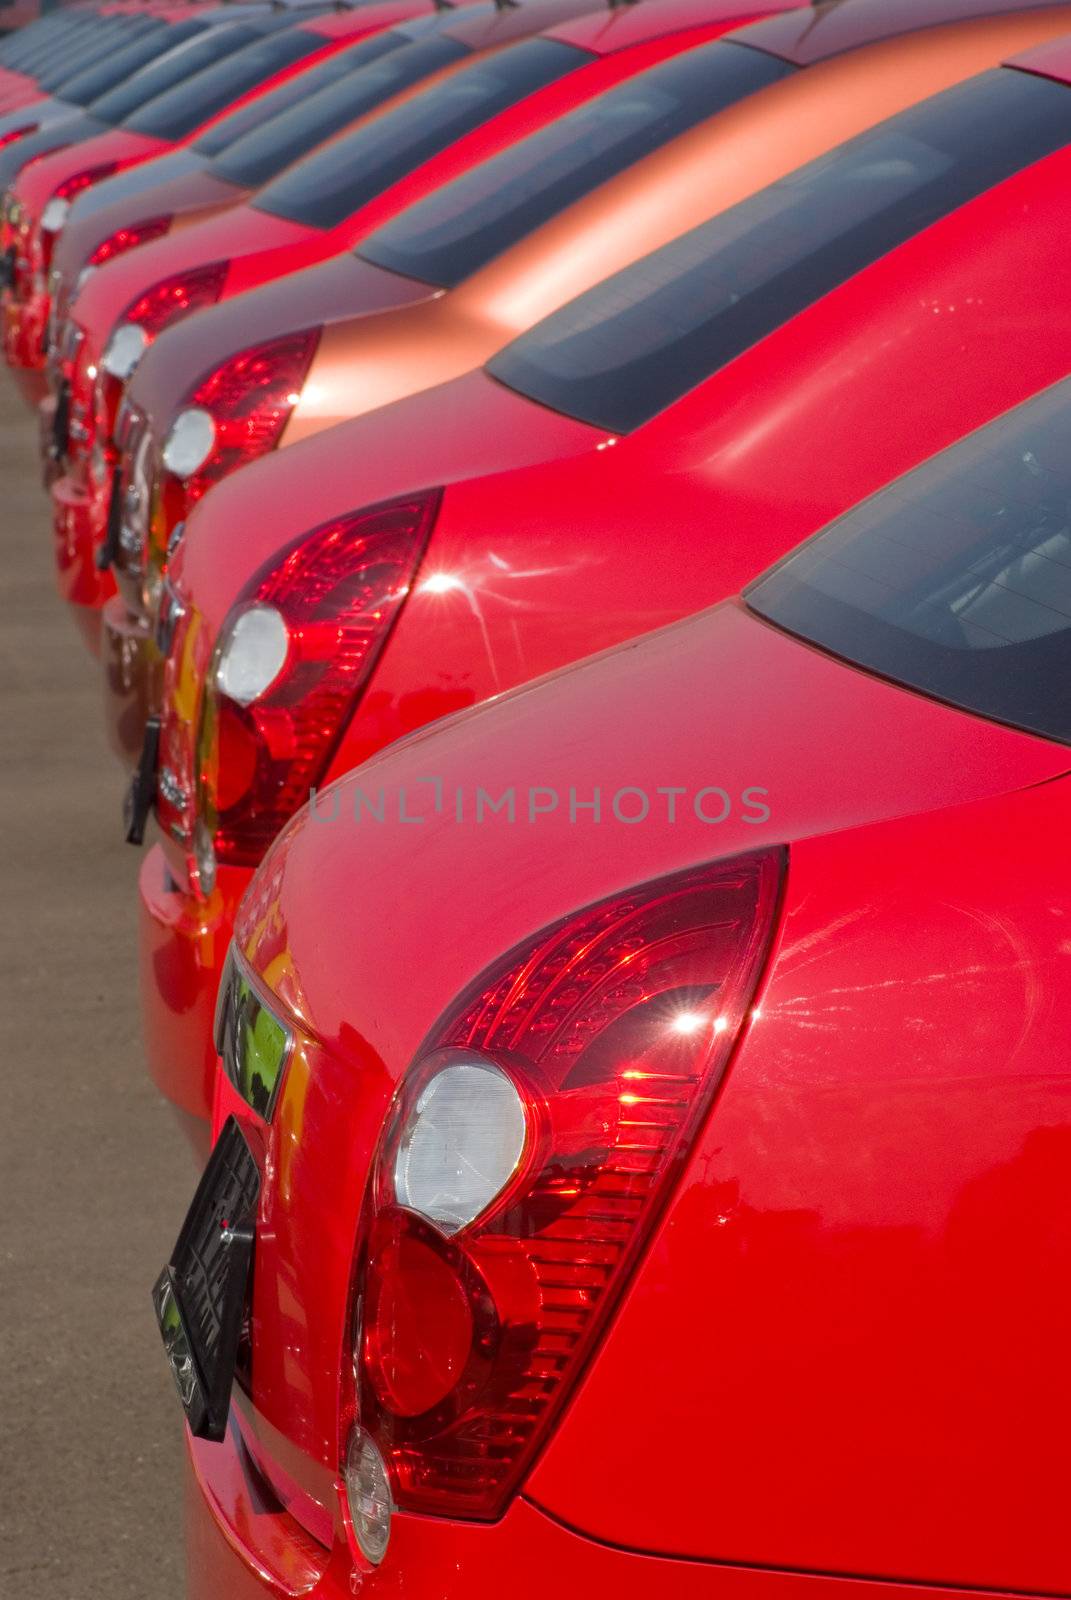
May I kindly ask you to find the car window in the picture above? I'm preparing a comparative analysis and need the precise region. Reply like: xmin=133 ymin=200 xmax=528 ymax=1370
xmin=747 ymin=380 xmax=1071 ymax=745
xmin=91 ymin=25 xmax=262 ymax=125
xmin=122 ymin=29 xmax=325 ymax=142
xmin=489 ymin=69 xmax=1071 ymax=432
xmin=208 ymin=32 xmax=473 ymax=188
xmin=40 ymin=17 xmax=158 ymax=92
xmin=194 ymin=27 xmax=410 ymax=157
xmin=52 ymin=19 xmax=205 ymax=110
xmin=358 ymin=40 xmax=795 ymax=289
xmin=255 ymin=38 xmax=590 ymax=230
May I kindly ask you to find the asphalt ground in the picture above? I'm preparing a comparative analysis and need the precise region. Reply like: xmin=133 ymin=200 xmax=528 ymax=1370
xmin=0 ymin=369 xmax=193 ymax=1598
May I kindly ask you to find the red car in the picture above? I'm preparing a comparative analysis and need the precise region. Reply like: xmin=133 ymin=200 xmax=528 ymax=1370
xmin=158 ymin=373 xmax=1071 ymax=1600
xmin=48 ymin=0 xmax=802 ymax=621
xmin=0 ymin=6 xmax=378 ymax=372
xmin=90 ymin=0 xmax=1071 ymax=624
xmin=136 ymin=40 xmax=1071 ymax=1138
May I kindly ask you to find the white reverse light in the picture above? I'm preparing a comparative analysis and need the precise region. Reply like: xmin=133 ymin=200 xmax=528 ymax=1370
xmin=392 ymin=1056 xmax=527 ymax=1235
xmin=40 ymin=196 xmax=70 ymax=233
xmin=214 ymin=604 xmax=289 ymax=707
xmin=162 ymin=406 xmax=216 ymax=480
xmin=102 ymin=320 xmax=147 ymax=381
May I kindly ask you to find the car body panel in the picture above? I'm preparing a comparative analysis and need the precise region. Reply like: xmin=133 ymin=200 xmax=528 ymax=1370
xmin=138 ymin=125 xmax=1071 ymax=1130
xmin=220 ymin=599 xmax=1068 ymax=1489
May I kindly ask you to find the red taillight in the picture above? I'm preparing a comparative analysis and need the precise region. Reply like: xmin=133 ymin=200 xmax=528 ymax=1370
xmin=176 ymin=493 xmax=439 ymax=869
xmin=123 ymin=259 xmax=228 ymax=338
xmin=88 ymin=214 xmax=172 ymax=269
xmin=35 ymin=162 xmax=120 ymax=277
xmin=184 ymin=329 xmax=320 ymax=501
xmin=348 ymin=852 xmax=784 ymax=1522
xmin=144 ymin=331 xmax=320 ymax=595
xmin=0 ymin=123 xmax=37 ymax=150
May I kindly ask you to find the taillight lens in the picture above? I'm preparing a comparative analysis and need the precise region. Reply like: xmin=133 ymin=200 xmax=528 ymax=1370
xmin=144 ymin=330 xmax=320 ymax=600
xmin=35 ymin=163 xmax=119 ymax=281
xmin=168 ymin=329 xmax=320 ymax=501
xmin=88 ymin=213 xmax=172 ymax=270
xmin=0 ymin=124 xmax=37 ymax=151
xmin=122 ymin=260 xmax=228 ymax=340
xmin=349 ymin=851 xmax=783 ymax=1522
xmin=179 ymin=493 xmax=439 ymax=868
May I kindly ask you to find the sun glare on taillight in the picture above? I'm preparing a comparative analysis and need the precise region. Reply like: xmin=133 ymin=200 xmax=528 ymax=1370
xmin=88 ymin=213 xmax=172 ymax=269
xmin=345 ymin=851 xmax=784 ymax=1527
xmin=180 ymin=493 xmax=440 ymax=872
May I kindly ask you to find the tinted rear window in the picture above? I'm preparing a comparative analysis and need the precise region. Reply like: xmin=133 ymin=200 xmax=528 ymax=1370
xmin=41 ymin=18 xmax=157 ymax=91
xmin=748 ymin=381 xmax=1071 ymax=745
xmin=55 ymin=21 xmax=202 ymax=109
xmin=123 ymin=29 xmax=323 ymax=142
xmin=208 ymin=32 xmax=472 ymax=188
xmin=359 ymin=41 xmax=794 ymax=289
xmin=194 ymin=27 xmax=409 ymax=158
xmin=92 ymin=25 xmax=260 ymax=125
xmin=490 ymin=69 xmax=1071 ymax=433
xmin=256 ymin=38 xmax=588 ymax=230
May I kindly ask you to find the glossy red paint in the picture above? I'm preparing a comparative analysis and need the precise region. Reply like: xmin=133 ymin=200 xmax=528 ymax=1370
xmin=140 ymin=99 xmax=1071 ymax=1128
xmin=49 ymin=0 xmax=793 ymax=607
xmin=181 ymin=586 xmax=1071 ymax=1593
xmin=1 ymin=10 xmax=383 ymax=370
xmin=187 ymin=1424 xmax=1071 ymax=1600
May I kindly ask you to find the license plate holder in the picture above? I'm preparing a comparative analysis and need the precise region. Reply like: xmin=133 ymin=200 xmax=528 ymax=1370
xmin=152 ymin=1116 xmax=260 ymax=1442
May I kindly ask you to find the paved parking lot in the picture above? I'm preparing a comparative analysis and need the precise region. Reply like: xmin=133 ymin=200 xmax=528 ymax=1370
xmin=0 ymin=371 xmax=193 ymax=1599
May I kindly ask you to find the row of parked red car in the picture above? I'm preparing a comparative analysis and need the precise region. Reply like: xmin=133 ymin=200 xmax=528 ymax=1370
xmin=5 ymin=0 xmax=1070 ymax=1594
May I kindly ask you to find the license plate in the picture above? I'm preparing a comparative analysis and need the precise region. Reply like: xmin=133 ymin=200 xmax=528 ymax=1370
xmin=152 ymin=1116 xmax=260 ymax=1442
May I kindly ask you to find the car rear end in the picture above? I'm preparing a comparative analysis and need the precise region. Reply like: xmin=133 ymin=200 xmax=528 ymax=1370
xmin=164 ymin=375 xmax=1071 ymax=1598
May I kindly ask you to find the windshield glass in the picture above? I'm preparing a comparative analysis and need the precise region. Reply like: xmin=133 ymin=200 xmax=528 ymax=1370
xmin=122 ymin=29 xmax=323 ymax=142
xmin=748 ymin=380 xmax=1071 ymax=746
xmin=359 ymin=40 xmax=795 ymax=288
xmin=255 ymin=38 xmax=588 ymax=230
xmin=194 ymin=27 xmax=410 ymax=158
xmin=91 ymin=25 xmax=260 ymax=124
xmin=489 ymin=69 xmax=1071 ymax=433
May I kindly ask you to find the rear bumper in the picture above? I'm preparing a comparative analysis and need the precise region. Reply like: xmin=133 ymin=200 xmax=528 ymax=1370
xmin=187 ymin=1418 xmax=1010 ymax=1600
xmin=101 ymin=591 xmax=158 ymax=767
xmin=51 ymin=469 xmax=115 ymax=610
xmin=138 ymin=842 xmax=247 ymax=1132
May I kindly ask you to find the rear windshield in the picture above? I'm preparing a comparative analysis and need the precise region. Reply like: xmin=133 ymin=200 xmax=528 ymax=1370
xmin=256 ymin=38 xmax=588 ymax=230
xmin=208 ymin=31 xmax=472 ymax=188
xmin=489 ymin=69 xmax=1071 ymax=433
xmin=40 ymin=18 xmax=157 ymax=92
xmin=53 ymin=20 xmax=202 ymax=109
xmin=359 ymin=40 xmax=794 ymax=289
xmin=747 ymin=381 xmax=1071 ymax=746
xmin=194 ymin=27 xmax=410 ymax=158
xmin=92 ymin=25 xmax=260 ymax=126
xmin=123 ymin=29 xmax=324 ymax=142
